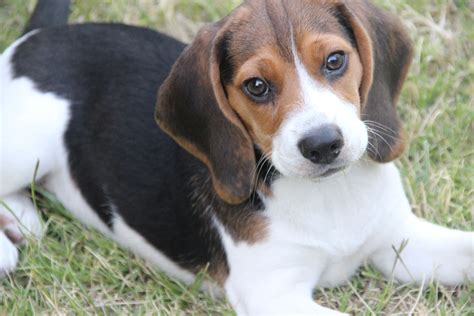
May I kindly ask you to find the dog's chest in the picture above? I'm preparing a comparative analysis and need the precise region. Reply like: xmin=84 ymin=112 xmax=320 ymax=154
xmin=262 ymin=162 xmax=397 ymax=257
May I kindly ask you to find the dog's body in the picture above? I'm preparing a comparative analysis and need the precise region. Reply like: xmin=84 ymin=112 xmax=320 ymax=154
xmin=1 ymin=24 xmax=221 ymax=283
xmin=1 ymin=0 xmax=472 ymax=315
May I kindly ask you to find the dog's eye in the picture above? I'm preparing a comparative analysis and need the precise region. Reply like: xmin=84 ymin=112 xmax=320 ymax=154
xmin=325 ymin=52 xmax=346 ymax=72
xmin=244 ymin=78 xmax=270 ymax=101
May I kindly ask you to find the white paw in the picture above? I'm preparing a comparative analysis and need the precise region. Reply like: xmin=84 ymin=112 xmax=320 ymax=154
xmin=244 ymin=300 xmax=349 ymax=316
xmin=0 ymin=194 xmax=43 ymax=278
xmin=0 ymin=231 xmax=19 ymax=277
xmin=249 ymin=306 xmax=349 ymax=316
xmin=0 ymin=194 xmax=42 ymax=239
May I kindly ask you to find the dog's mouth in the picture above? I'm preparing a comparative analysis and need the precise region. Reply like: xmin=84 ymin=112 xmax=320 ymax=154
xmin=255 ymin=147 xmax=350 ymax=184
xmin=283 ymin=162 xmax=350 ymax=181
xmin=319 ymin=166 xmax=347 ymax=178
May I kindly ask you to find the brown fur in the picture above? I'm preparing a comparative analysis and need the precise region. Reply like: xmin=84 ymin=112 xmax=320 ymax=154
xmin=189 ymin=171 xmax=268 ymax=280
xmin=0 ymin=215 xmax=13 ymax=229
xmin=227 ymin=46 xmax=301 ymax=153
xmin=0 ymin=215 xmax=23 ymax=245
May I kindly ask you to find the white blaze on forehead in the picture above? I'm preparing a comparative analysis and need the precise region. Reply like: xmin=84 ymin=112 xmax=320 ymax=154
xmin=290 ymin=36 xmax=358 ymax=120
xmin=270 ymin=33 xmax=368 ymax=178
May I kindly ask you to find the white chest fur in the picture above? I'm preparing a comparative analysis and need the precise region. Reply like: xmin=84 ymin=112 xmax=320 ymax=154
xmin=264 ymin=160 xmax=410 ymax=257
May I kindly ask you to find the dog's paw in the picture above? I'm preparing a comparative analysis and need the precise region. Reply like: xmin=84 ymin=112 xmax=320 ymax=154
xmin=0 ymin=212 xmax=23 ymax=277
xmin=0 ymin=212 xmax=26 ymax=245
xmin=0 ymin=195 xmax=42 ymax=240
xmin=0 ymin=194 xmax=42 ymax=278
xmin=0 ymin=228 xmax=20 ymax=277
xmin=243 ymin=300 xmax=350 ymax=316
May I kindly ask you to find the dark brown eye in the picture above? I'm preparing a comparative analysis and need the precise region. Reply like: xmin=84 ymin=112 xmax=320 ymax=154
xmin=244 ymin=78 xmax=270 ymax=99
xmin=326 ymin=52 xmax=346 ymax=72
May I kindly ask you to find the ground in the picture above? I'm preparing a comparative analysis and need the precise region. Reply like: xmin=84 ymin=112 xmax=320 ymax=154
xmin=0 ymin=0 xmax=473 ymax=314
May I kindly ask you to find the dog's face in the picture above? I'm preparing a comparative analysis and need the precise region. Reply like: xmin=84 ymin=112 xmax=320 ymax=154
xmin=223 ymin=1 xmax=368 ymax=178
xmin=156 ymin=0 xmax=413 ymax=204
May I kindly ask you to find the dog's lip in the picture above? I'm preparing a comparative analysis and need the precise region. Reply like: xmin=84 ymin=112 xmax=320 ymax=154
xmin=291 ymin=165 xmax=349 ymax=180
xmin=318 ymin=165 xmax=347 ymax=178
xmin=271 ymin=158 xmax=349 ymax=180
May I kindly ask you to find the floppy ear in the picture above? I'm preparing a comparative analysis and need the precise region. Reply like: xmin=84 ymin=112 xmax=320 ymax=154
xmin=155 ymin=20 xmax=255 ymax=205
xmin=337 ymin=1 xmax=413 ymax=162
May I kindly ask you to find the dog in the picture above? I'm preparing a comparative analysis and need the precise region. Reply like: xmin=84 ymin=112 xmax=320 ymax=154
xmin=1 ymin=0 xmax=472 ymax=314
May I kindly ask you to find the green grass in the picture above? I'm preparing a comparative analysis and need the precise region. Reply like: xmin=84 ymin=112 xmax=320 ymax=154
xmin=1 ymin=0 xmax=473 ymax=314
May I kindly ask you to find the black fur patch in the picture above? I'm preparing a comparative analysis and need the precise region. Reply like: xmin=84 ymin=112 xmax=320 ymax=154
xmin=12 ymin=24 xmax=231 ymax=275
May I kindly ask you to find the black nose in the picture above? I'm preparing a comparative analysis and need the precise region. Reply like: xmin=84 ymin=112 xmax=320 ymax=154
xmin=298 ymin=125 xmax=344 ymax=165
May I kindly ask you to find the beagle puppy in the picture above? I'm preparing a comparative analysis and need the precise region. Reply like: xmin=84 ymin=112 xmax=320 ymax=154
xmin=1 ymin=0 xmax=472 ymax=314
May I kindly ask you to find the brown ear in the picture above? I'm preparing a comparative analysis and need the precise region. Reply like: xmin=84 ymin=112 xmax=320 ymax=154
xmin=155 ymin=20 xmax=255 ymax=205
xmin=337 ymin=1 xmax=413 ymax=162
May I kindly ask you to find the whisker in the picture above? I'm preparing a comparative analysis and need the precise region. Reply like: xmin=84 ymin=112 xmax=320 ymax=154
xmin=250 ymin=151 xmax=273 ymax=201
xmin=363 ymin=119 xmax=396 ymax=130
xmin=366 ymin=141 xmax=381 ymax=160
xmin=262 ymin=164 xmax=274 ymax=189
xmin=367 ymin=128 xmax=394 ymax=154
xmin=366 ymin=125 xmax=400 ymax=143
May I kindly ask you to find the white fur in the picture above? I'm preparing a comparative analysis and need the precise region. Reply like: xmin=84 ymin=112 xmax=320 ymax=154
xmin=0 ymin=31 xmax=69 ymax=197
xmin=221 ymin=161 xmax=473 ymax=315
xmin=0 ymin=31 xmax=51 ymax=276
xmin=0 ymin=232 xmax=18 ymax=277
xmin=272 ymin=42 xmax=368 ymax=178
xmin=0 ymin=194 xmax=42 ymax=276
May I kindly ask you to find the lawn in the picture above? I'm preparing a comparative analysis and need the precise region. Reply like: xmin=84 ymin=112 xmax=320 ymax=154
xmin=0 ymin=0 xmax=473 ymax=314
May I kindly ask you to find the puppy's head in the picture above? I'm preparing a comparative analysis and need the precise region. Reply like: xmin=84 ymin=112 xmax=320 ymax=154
xmin=156 ymin=0 xmax=413 ymax=204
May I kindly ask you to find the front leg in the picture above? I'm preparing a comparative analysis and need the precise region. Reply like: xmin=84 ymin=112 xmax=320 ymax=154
xmin=0 ymin=193 xmax=43 ymax=276
xmin=227 ymin=279 xmax=347 ymax=316
xmin=370 ymin=213 xmax=473 ymax=286
xmin=220 ymin=232 xmax=347 ymax=315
